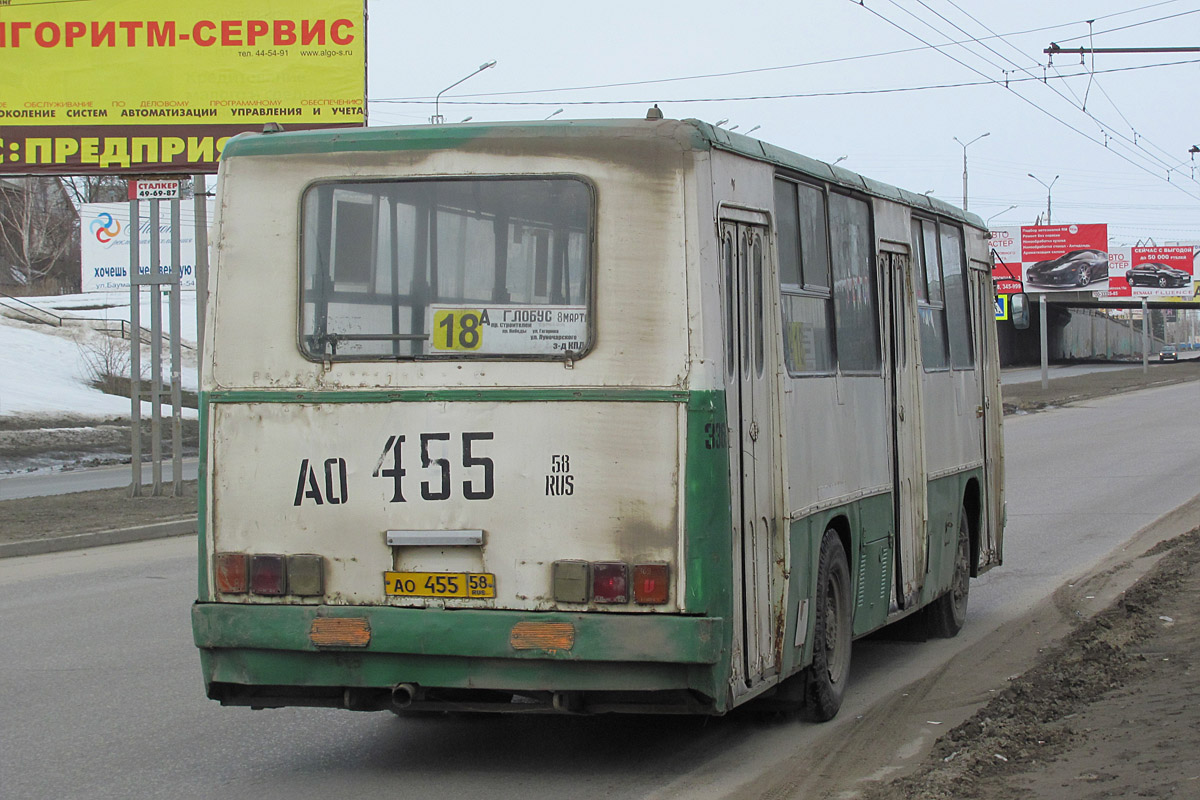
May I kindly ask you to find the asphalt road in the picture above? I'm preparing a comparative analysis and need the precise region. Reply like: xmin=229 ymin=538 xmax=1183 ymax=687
xmin=1 ymin=382 xmax=1198 ymax=800
xmin=0 ymin=457 xmax=198 ymax=500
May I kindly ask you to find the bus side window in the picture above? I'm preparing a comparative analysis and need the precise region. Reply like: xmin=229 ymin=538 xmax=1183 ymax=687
xmin=774 ymin=178 xmax=834 ymax=375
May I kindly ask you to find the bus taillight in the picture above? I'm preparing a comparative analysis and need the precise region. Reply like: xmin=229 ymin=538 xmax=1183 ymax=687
xmin=214 ymin=553 xmax=325 ymax=598
xmin=633 ymin=563 xmax=670 ymax=605
xmin=250 ymin=555 xmax=286 ymax=596
xmin=592 ymin=562 xmax=628 ymax=604
xmin=214 ymin=553 xmax=248 ymax=594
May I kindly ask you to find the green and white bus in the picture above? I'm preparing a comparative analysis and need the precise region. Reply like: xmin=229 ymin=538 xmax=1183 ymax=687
xmin=192 ymin=114 xmax=1005 ymax=719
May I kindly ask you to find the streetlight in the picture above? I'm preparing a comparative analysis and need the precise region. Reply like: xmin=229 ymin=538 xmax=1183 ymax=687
xmin=833 ymin=155 xmax=848 ymax=166
xmin=544 ymin=108 xmax=563 ymax=120
xmin=746 ymin=125 xmax=761 ymax=135
xmin=431 ymin=60 xmax=497 ymax=125
xmin=986 ymin=205 xmax=1018 ymax=227
xmin=1028 ymin=173 xmax=1059 ymax=225
xmin=714 ymin=118 xmax=729 ymax=127
xmin=953 ymin=132 xmax=989 ymax=211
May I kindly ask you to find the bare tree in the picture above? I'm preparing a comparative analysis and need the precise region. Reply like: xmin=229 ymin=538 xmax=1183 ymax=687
xmin=61 ymin=175 xmax=129 ymax=206
xmin=0 ymin=177 xmax=79 ymax=291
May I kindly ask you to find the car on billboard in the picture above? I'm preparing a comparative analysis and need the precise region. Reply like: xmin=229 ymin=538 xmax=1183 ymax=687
xmin=1159 ymin=344 xmax=1178 ymax=362
xmin=1127 ymin=263 xmax=1192 ymax=288
xmin=1025 ymin=249 xmax=1109 ymax=288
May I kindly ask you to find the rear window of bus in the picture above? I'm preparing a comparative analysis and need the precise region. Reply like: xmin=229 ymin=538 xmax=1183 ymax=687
xmin=299 ymin=177 xmax=594 ymax=361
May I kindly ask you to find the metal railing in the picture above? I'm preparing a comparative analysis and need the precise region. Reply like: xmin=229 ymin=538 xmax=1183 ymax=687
xmin=0 ymin=291 xmax=63 ymax=326
xmin=0 ymin=291 xmax=194 ymax=351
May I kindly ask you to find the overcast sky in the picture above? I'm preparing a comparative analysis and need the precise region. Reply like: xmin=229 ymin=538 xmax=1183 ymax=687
xmin=363 ymin=0 xmax=1199 ymax=246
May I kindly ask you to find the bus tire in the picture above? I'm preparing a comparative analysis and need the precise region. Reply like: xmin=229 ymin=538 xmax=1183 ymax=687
xmin=927 ymin=505 xmax=971 ymax=638
xmin=803 ymin=529 xmax=852 ymax=722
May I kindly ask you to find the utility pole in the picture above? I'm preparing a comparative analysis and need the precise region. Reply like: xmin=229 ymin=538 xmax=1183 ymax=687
xmin=954 ymin=133 xmax=989 ymax=212
xmin=1028 ymin=173 xmax=1058 ymax=225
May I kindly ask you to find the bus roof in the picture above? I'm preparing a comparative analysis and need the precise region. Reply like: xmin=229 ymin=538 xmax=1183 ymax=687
xmin=221 ymin=117 xmax=985 ymax=230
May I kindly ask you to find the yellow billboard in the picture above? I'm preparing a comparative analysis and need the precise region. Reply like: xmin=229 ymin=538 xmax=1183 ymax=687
xmin=0 ymin=0 xmax=365 ymax=175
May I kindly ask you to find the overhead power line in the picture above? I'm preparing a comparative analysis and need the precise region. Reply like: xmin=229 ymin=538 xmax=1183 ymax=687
xmin=849 ymin=1 xmax=1200 ymax=202
xmin=369 ymin=2 xmax=1197 ymax=104
xmin=368 ymin=58 xmax=1200 ymax=106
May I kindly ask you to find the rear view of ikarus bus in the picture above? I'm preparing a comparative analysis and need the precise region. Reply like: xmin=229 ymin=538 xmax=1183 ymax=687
xmin=193 ymin=114 xmax=1005 ymax=719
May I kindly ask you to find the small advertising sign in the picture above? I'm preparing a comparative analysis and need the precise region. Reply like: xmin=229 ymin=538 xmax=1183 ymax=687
xmin=80 ymin=202 xmax=197 ymax=292
xmin=1125 ymin=246 xmax=1195 ymax=298
xmin=128 ymin=179 xmax=182 ymax=200
xmin=989 ymin=228 xmax=1023 ymax=294
xmin=1021 ymin=224 xmax=1110 ymax=292
xmin=1096 ymin=247 xmax=1132 ymax=299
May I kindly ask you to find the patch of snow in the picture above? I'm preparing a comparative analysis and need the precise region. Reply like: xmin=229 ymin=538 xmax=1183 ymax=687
xmin=1 ymin=292 xmax=198 ymax=419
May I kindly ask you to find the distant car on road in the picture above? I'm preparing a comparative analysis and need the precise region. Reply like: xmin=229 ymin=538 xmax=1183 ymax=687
xmin=1159 ymin=344 xmax=1178 ymax=362
xmin=1127 ymin=263 xmax=1192 ymax=288
xmin=1025 ymin=249 xmax=1109 ymax=288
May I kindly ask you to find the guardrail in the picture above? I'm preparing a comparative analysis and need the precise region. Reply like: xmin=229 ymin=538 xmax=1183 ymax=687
xmin=0 ymin=291 xmax=63 ymax=326
xmin=0 ymin=291 xmax=194 ymax=350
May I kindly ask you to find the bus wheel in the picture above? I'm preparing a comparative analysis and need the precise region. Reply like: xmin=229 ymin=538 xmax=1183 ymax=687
xmin=927 ymin=505 xmax=971 ymax=638
xmin=804 ymin=529 xmax=852 ymax=722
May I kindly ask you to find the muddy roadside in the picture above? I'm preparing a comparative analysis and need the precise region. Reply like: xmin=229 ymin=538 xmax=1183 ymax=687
xmin=858 ymin=518 xmax=1200 ymax=800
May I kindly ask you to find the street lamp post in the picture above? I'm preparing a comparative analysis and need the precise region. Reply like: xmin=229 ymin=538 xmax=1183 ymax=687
xmin=953 ymin=132 xmax=989 ymax=211
xmin=1028 ymin=173 xmax=1059 ymax=225
xmin=986 ymin=205 xmax=1018 ymax=227
xmin=431 ymin=60 xmax=497 ymax=125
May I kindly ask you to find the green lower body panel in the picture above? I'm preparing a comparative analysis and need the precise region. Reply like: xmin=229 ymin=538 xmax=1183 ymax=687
xmin=193 ymin=603 xmax=727 ymax=713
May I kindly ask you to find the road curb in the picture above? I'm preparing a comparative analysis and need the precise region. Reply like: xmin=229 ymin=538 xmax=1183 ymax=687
xmin=0 ymin=517 xmax=196 ymax=558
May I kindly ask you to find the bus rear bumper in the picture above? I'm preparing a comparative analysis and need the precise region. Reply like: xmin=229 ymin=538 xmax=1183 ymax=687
xmin=192 ymin=603 xmax=728 ymax=714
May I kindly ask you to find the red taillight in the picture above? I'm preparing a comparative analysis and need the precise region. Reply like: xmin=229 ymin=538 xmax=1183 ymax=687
xmin=633 ymin=563 xmax=670 ymax=605
xmin=250 ymin=554 xmax=286 ymax=596
xmin=214 ymin=553 xmax=248 ymax=594
xmin=592 ymin=562 xmax=628 ymax=604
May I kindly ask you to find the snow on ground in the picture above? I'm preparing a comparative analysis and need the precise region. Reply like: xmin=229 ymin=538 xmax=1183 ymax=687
xmin=0 ymin=291 xmax=198 ymax=419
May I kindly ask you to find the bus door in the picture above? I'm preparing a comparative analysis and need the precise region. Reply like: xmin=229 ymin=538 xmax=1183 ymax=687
xmin=969 ymin=260 xmax=1004 ymax=568
xmin=882 ymin=247 xmax=928 ymax=609
xmin=720 ymin=218 xmax=779 ymax=691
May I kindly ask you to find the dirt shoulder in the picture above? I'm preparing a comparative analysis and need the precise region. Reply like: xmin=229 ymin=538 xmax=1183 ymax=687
xmin=1001 ymin=359 xmax=1199 ymax=414
xmin=0 ymin=482 xmax=197 ymax=545
xmin=861 ymin=521 xmax=1200 ymax=800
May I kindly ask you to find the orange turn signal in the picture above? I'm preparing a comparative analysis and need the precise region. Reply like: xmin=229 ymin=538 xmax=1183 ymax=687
xmin=214 ymin=553 xmax=248 ymax=594
xmin=309 ymin=617 xmax=371 ymax=648
xmin=510 ymin=621 xmax=575 ymax=652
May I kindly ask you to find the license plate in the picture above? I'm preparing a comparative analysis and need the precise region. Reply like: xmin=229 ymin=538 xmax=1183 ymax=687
xmin=384 ymin=571 xmax=496 ymax=598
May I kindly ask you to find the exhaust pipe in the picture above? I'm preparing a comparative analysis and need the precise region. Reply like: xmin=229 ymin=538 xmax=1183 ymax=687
xmin=552 ymin=691 xmax=582 ymax=713
xmin=391 ymin=683 xmax=421 ymax=709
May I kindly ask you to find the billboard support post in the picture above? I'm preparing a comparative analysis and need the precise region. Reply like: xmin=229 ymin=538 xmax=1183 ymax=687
xmin=150 ymin=199 xmax=162 ymax=495
xmin=128 ymin=189 xmax=184 ymax=498
xmin=194 ymin=175 xmax=210 ymax=371
xmin=1040 ymin=294 xmax=1049 ymax=389
xmin=129 ymin=197 xmax=142 ymax=498
xmin=1142 ymin=298 xmax=1150 ymax=373
xmin=170 ymin=198 xmax=183 ymax=497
